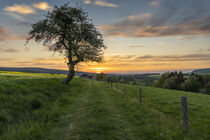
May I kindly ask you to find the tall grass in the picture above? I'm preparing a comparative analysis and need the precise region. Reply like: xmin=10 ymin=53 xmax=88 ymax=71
xmin=0 ymin=72 xmax=83 ymax=139
xmin=113 ymin=82 xmax=210 ymax=139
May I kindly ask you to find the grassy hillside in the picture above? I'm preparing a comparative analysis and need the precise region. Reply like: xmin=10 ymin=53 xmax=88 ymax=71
xmin=0 ymin=71 xmax=209 ymax=139
xmin=0 ymin=71 xmax=82 ymax=139
xmin=113 ymin=83 xmax=210 ymax=139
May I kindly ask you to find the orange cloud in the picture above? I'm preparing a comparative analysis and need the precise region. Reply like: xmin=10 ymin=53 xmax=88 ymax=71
xmin=4 ymin=4 xmax=36 ymax=15
xmin=84 ymin=0 xmax=91 ymax=4
xmin=33 ymin=2 xmax=51 ymax=10
xmin=83 ymin=0 xmax=119 ymax=7
xmin=94 ymin=0 xmax=119 ymax=7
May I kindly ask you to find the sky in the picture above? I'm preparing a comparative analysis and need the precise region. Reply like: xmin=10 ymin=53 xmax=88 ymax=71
xmin=0 ymin=0 xmax=210 ymax=74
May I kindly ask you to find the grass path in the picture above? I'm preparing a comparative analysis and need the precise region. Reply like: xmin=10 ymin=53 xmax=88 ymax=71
xmin=62 ymin=80 xmax=199 ymax=140
xmin=64 ymin=80 xmax=133 ymax=139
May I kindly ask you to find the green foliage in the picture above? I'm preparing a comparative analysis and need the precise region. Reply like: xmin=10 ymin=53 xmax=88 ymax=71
xmin=205 ymin=82 xmax=210 ymax=94
xmin=27 ymin=3 xmax=106 ymax=83
xmin=181 ymin=74 xmax=204 ymax=92
xmin=163 ymin=76 xmax=179 ymax=89
xmin=154 ymin=71 xmax=208 ymax=93
xmin=27 ymin=3 xmax=105 ymax=64
xmin=154 ymin=71 xmax=185 ymax=90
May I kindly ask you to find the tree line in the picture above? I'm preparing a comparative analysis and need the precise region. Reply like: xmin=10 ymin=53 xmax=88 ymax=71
xmin=96 ymin=72 xmax=210 ymax=94
xmin=153 ymin=71 xmax=210 ymax=94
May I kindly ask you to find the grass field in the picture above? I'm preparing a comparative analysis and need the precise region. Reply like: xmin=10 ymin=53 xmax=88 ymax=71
xmin=0 ymin=71 xmax=209 ymax=139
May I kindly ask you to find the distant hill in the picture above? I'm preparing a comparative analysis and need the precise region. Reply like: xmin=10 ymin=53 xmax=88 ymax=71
xmin=0 ymin=67 xmax=94 ymax=76
xmin=192 ymin=68 xmax=210 ymax=74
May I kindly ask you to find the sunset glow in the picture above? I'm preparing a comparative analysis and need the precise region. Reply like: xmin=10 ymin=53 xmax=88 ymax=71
xmin=87 ymin=67 xmax=112 ymax=73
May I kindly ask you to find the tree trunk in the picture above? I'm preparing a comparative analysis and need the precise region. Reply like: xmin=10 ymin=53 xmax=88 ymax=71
xmin=63 ymin=65 xmax=75 ymax=84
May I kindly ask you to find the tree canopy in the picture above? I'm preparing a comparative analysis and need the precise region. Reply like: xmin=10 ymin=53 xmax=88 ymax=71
xmin=27 ymin=3 xmax=106 ymax=84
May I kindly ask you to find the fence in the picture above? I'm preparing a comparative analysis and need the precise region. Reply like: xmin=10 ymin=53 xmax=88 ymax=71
xmin=106 ymin=81 xmax=189 ymax=134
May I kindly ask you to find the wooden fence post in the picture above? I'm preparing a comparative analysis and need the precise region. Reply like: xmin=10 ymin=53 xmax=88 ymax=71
xmin=139 ymin=87 xmax=142 ymax=104
xmin=124 ymin=85 xmax=126 ymax=96
xmin=181 ymin=96 xmax=188 ymax=134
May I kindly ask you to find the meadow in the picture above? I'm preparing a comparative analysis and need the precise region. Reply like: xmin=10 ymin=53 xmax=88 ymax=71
xmin=0 ymin=71 xmax=209 ymax=139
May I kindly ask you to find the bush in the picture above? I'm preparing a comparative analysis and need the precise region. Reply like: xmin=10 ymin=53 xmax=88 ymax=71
xmin=154 ymin=71 xmax=185 ymax=90
xmin=153 ymin=72 xmax=207 ymax=93
xmin=205 ymin=82 xmax=210 ymax=94
xmin=163 ymin=76 xmax=179 ymax=89
xmin=181 ymin=79 xmax=202 ymax=92
xmin=181 ymin=74 xmax=204 ymax=92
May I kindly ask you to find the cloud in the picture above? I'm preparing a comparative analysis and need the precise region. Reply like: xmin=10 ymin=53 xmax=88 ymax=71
xmin=193 ymin=48 xmax=210 ymax=53
xmin=24 ymin=47 xmax=30 ymax=52
xmin=94 ymin=0 xmax=119 ymax=7
xmin=0 ymin=25 xmax=7 ymax=41
xmin=149 ymin=0 xmax=161 ymax=7
xmin=84 ymin=0 xmax=91 ymax=4
xmin=4 ymin=4 xmax=36 ymax=15
xmin=100 ymin=1 xmax=210 ymax=37
xmin=104 ymin=53 xmax=210 ymax=64
xmin=84 ymin=0 xmax=119 ymax=7
xmin=33 ymin=2 xmax=52 ymax=10
xmin=41 ymin=47 xmax=51 ymax=52
xmin=16 ymin=21 xmax=32 ymax=27
xmin=134 ymin=53 xmax=210 ymax=62
xmin=176 ymin=36 xmax=195 ymax=40
xmin=0 ymin=47 xmax=19 ymax=53
xmin=0 ymin=57 xmax=66 ymax=70
xmin=83 ymin=52 xmax=210 ymax=73
xmin=0 ymin=58 xmax=14 ymax=61
xmin=13 ymin=58 xmax=66 ymax=69
xmin=128 ymin=45 xmax=144 ymax=48
xmin=0 ymin=25 xmax=26 ymax=41
xmin=6 ymin=12 xmax=24 ymax=21
xmin=157 ymin=42 xmax=165 ymax=47
xmin=127 ymin=13 xmax=152 ymax=20
xmin=0 ymin=26 xmax=6 ymax=34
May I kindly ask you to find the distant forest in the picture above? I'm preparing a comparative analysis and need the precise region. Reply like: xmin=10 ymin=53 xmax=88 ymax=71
xmin=96 ymin=71 xmax=210 ymax=94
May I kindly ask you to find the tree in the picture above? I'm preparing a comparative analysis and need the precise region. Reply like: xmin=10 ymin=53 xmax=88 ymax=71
xmin=96 ymin=72 xmax=106 ymax=81
xmin=163 ymin=76 xmax=179 ymax=89
xmin=205 ymin=82 xmax=210 ymax=94
xmin=27 ymin=3 xmax=106 ymax=84
xmin=153 ymin=71 xmax=185 ymax=89
xmin=181 ymin=73 xmax=204 ymax=92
